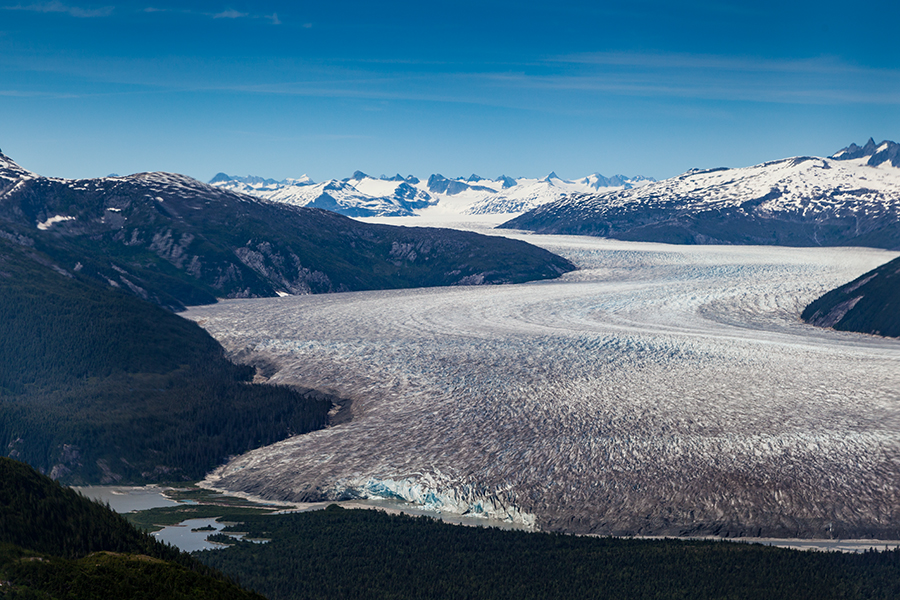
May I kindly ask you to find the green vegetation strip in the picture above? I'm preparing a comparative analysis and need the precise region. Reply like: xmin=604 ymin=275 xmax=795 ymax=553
xmin=196 ymin=505 xmax=900 ymax=600
xmin=121 ymin=483 xmax=284 ymax=532
xmin=126 ymin=506 xmax=276 ymax=533
xmin=160 ymin=483 xmax=285 ymax=508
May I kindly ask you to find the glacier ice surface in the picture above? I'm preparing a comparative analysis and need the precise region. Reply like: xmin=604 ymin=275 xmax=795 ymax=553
xmin=187 ymin=235 xmax=900 ymax=537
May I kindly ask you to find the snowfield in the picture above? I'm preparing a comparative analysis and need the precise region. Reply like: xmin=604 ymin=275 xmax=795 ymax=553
xmin=186 ymin=235 xmax=900 ymax=538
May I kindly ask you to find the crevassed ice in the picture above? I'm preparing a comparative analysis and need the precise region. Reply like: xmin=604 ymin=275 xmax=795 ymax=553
xmin=333 ymin=474 xmax=536 ymax=527
xmin=188 ymin=236 xmax=900 ymax=536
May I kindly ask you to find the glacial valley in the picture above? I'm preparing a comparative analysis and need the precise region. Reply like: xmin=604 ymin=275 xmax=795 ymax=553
xmin=185 ymin=234 xmax=900 ymax=538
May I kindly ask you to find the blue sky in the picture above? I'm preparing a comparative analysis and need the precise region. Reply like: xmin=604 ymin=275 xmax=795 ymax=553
xmin=2 ymin=0 xmax=899 ymax=182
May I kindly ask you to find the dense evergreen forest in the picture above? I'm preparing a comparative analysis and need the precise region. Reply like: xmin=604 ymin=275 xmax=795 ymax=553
xmin=0 ymin=457 xmax=263 ymax=599
xmin=197 ymin=505 xmax=900 ymax=600
xmin=0 ymin=240 xmax=332 ymax=484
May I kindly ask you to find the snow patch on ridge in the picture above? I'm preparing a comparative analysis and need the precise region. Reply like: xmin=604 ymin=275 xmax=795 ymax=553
xmin=36 ymin=215 xmax=76 ymax=230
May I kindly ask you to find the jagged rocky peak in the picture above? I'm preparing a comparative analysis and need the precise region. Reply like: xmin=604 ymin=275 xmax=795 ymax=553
xmin=208 ymin=173 xmax=283 ymax=186
xmin=496 ymin=175 xmax=517 ymax=189
xmin=832 ymin=138 xmax=900 ymax=167
xmin=1 ymin=149 xmax=18 ymax=168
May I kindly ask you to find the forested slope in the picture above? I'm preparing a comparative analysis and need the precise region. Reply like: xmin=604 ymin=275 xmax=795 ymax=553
xmin=0 ymin=240 xmax=332 ymax=484
xmin=0 ymin=457 xmax=263 ymax=599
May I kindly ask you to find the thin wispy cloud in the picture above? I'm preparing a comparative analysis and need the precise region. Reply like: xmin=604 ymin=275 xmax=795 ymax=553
xmin=185 ymin=53 xmax=900 ymax=108
xmin=552 ymin=51 xmax=893 ymax=77
xmin=157 ymin=6 xmax=282 ymax=24
xmin=3 ymin=2 xmax=281 ymax=23
xmin=526 ymin=52 xmax=900 ymax=105
xmin=213 ymin=9 xmax=246 ymax=19
xmin=2 ymin=1 xmax=113 ymax=17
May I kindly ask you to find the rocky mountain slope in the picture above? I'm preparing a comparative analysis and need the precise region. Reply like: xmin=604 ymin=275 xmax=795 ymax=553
xmin=499 ymin=140 xmax=900 ymax=250
xmin=0 ymin=151 xmax=575 ymax=310
xmin=802 ymin=254 xmax=900 ymax=337
xmin=210 ymin=169 xmax=654 ymax=218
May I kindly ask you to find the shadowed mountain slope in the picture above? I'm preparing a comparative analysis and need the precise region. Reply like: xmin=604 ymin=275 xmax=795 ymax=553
xmin=0 ymin=239 xmax=332 ymax=484
xmin=0 ymin=151 xmax=574 ymax=311
xmin=802 ymin=255 xmax=900 ymax=337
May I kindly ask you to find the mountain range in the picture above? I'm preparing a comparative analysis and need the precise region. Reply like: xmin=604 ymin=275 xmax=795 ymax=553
xmin=210 ymin=170 xmax=655 ymax=217
xmin=0 ymin=151 xmax=575 ymax=310
xmin=0 ymin=149 xmax=574 ymax=485
xmin=499 ymin=139 xmax=900 ymax=250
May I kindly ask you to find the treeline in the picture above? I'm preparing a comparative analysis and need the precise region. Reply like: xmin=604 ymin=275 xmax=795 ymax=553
xmin=197 ymin=505 xmax=900 ymax=600
xmin=0 ymin=457 xmax=264 ymax=599
xmin=0 ymin=240 xmax=332 ymax=484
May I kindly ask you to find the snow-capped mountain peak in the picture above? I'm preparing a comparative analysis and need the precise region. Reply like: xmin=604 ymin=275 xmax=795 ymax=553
xmin=0 ymin=150 xmax=34 ymax=178
xmin=832 ymin=138 xmax=900 ymax=167
xmin=500 ymin=140 xmax=900 ymax=249
xmin=465 ymin=172 xmax=654 ymax=215
xmin=208 ymin=169 xmax=656 ymax=218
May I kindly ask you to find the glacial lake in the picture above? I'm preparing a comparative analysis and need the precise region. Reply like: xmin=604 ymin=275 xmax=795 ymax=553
xmin=73 ymin=485 xmax=183 ymax=513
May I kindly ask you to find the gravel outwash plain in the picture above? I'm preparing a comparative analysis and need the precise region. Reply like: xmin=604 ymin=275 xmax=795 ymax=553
xmin=186 ymin=235 xmax=900 ymax=538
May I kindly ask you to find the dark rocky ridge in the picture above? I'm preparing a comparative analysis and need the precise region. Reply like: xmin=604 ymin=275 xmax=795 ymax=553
xmin=802 ymin=255 xmax=900 ymax=337
xmin=832 ymin=138 xmax=900 ymax=168
xmin=0 ymin=151 xmax=575 ymax=311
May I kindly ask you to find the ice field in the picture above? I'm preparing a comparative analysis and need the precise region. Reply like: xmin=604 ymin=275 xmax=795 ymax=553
xmin=186 ymin=235 xmax=900 ymax=537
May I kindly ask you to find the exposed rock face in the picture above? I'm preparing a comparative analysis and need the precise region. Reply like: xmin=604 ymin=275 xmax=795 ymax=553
xmin=832 ymin=138 xmax=900 ymax=168
xmin=0 ymin=151 xmax=575 ymax=310
xmin=803 ymin=255 xmax=900 ymax=337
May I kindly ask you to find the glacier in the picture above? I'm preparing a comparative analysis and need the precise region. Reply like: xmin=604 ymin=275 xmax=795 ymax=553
xmin=187 ymin=234 xmax=900 ymax=538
